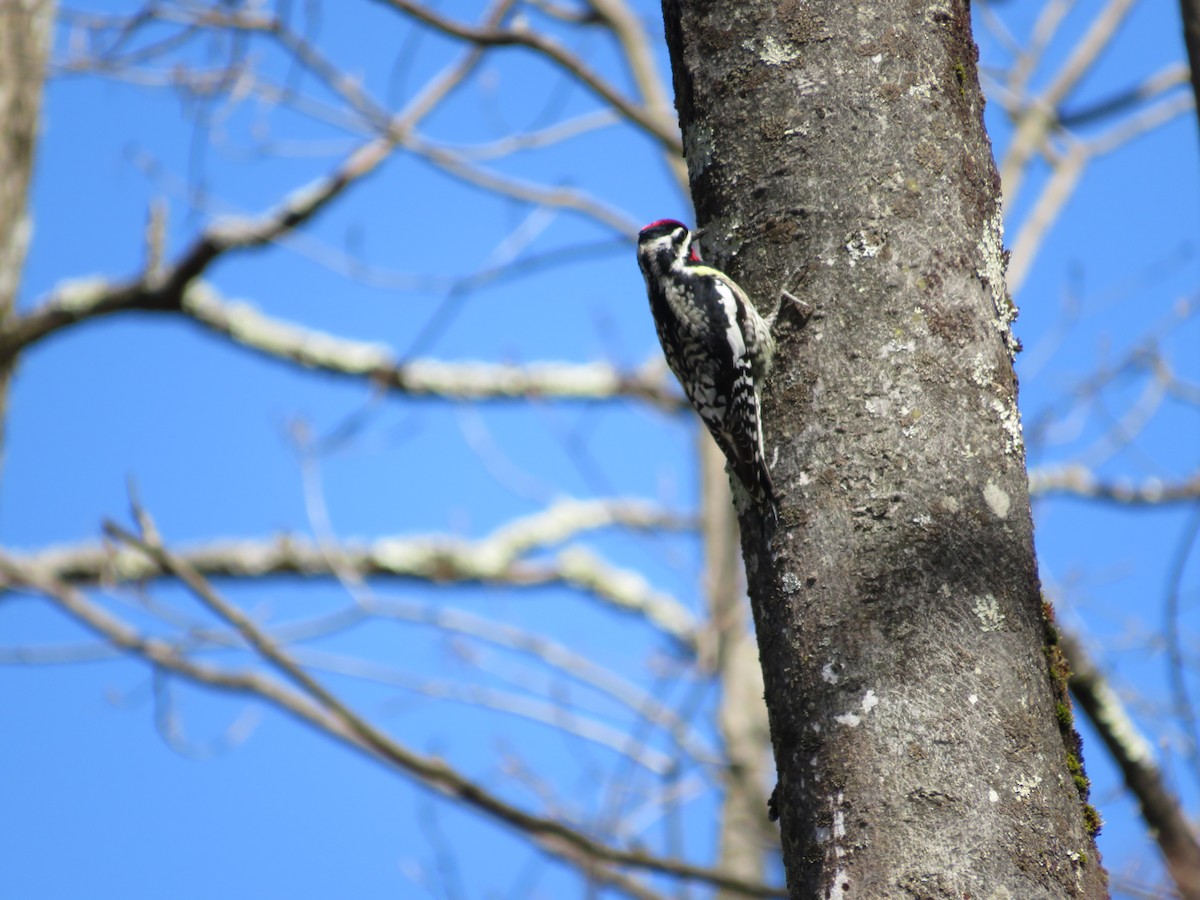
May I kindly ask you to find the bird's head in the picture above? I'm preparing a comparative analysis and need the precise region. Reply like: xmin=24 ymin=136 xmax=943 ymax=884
xmin=637 ymin=219 xmax=702 ymax=266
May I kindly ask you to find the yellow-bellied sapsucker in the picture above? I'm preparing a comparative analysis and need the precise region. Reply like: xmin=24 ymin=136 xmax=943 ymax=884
xmin=636 ymin=219 xmax=777 ymax=517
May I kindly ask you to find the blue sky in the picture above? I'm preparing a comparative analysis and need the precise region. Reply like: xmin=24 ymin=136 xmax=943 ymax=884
xmin=3 ymin=1 xmax=1200 ymax=897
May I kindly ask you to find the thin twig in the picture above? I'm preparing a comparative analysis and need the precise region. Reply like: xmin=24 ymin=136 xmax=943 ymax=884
xmin=104 ymin=524 xmax=779 ymax=896
xmin=372 ymin=0 xmax=681 ymax=153
xmin=0 ymin=552 xmax=774 ymax=896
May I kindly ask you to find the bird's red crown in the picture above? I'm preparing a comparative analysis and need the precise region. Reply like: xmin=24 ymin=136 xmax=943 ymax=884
xmin=639 ymin=219 xmax=701 ymax=262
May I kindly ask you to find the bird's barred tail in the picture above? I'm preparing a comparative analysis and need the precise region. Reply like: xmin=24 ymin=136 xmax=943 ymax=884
xmin=726 ymin=370 xmax=778 ymax=524
xmin=731 ymin=445 xmax=778 ymax=524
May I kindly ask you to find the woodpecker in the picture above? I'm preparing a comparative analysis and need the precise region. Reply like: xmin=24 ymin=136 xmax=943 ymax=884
xmin=636 ymin=219 xmax=777 ymax=517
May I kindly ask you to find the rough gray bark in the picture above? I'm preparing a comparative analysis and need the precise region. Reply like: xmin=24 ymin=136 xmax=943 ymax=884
xmin=661 ymin=2 xmax=1107 ymax=896
xmin=0 ymin=0 xmax=55 ymax=478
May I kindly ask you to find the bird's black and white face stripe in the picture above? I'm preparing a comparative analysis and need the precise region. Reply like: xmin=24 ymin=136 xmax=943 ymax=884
xmin=636 ymin=219 xmax=697 ymax=271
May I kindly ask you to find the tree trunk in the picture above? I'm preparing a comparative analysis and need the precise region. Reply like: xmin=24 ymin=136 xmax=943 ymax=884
xmin=661 ymin=1 xmax=1107 ymax=896
xmin=0 ymin=0 xmax=54 ymax=481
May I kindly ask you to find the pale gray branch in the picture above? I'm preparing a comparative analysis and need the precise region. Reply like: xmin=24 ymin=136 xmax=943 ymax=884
xmin=7 ymin=278 xmax=682 ymax=408
xmin=1029 ymin=465 xmax=1200 ymax=506
xmin=4 ymin=499 xmax=700 ymax=646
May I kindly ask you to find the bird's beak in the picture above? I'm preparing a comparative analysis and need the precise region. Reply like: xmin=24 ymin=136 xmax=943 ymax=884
xmin=690 ymin=227 xmax=706 ymax=240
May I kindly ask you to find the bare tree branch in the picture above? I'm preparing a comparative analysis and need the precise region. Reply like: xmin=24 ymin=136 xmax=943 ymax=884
xmin=2 ymin=499 xmax=700 ymax=646
xmin=1000 ymin=0 xmax=1139 ymax=208
xmin=0 ymin=126 xmax=401 ymax=363
xmin=1063 ymin=629 xmax=1200 ymax=898
xmin=1059 ymin=63 xmax=1188 ymax=128
xmin=287 ymin=647 xmax=687 ymax=774
xmin=55 ymin=3 xmax=644 ymax=241
xmin=1003 ymin=0 xmax=1073 ymax=104
xmin=1025 ymin=304 xmax=1200 ymax=454
xmin=2 ymin=278 xmax=683 ymax=408
xmin=1 ymin=588 xmax=719 ymax=766
xmin=405 ymin=137 xmax=640 ymax=234
xmin=372 ymin=0 xmax=681 ymax=153
xmin=0 ymin=546 xmax=778 ymax=898
xmin=1029 ymin=466 xmax=1200 ymax=506
xmin=1008 ymin=90 xmax=1193 ymax=293
xmin=585 ymin=0 xmax=688 ymax=191
xmin=445 ymin=110 xmax=621 ymax=160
